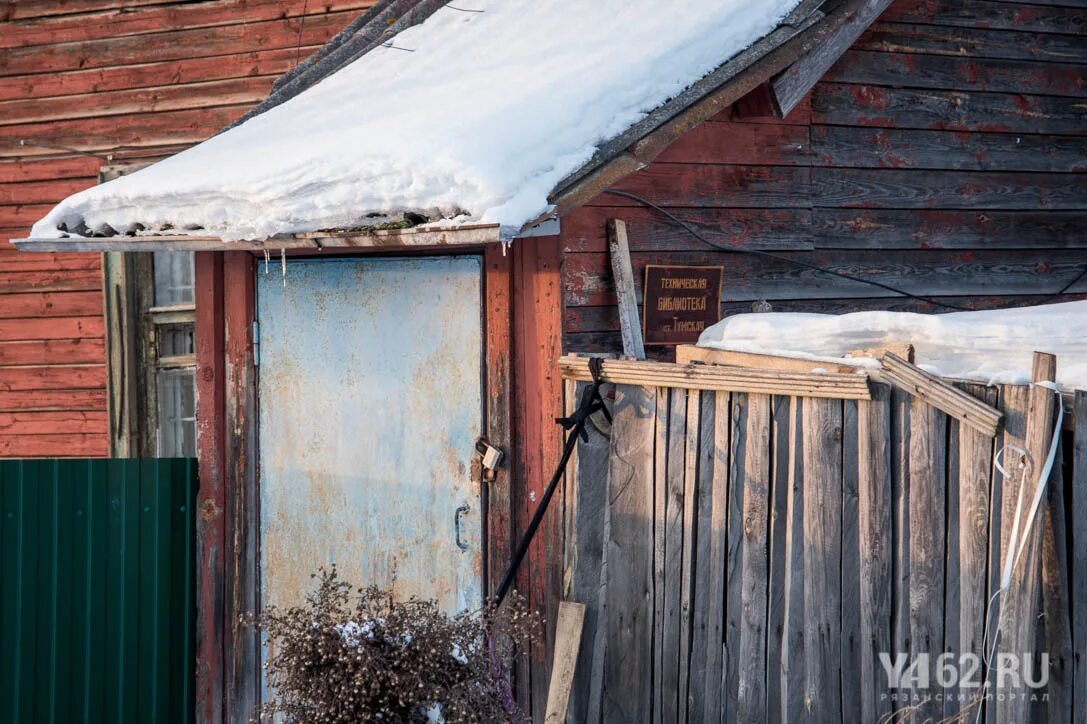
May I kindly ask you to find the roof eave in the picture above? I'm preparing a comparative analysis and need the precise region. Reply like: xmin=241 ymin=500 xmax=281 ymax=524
xmin=12 ymin=223 xmax=502 ymax=252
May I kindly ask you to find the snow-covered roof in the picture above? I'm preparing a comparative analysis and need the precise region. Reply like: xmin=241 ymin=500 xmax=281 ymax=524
xmin=28 ymin=0 xmax=810 ymax=244
xmin=697 ymin=301 xmax=1087 ymax=390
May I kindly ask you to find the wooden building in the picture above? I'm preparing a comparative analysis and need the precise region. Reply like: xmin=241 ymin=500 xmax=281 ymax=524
xmin=13 ymin=0 xmax=1087 ymax=721
xmin=0 ymin=0 xmax=373 ymax=457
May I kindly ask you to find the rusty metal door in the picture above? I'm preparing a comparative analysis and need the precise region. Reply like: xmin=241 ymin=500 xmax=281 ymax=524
xmin=256 ymin=256 xmax=483 ymax=615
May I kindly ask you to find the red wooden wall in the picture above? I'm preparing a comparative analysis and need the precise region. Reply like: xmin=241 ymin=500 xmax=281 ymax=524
xmin=562 ymin=0 xmax=1087 ymax=357
xmin=0 ymin=0 xmax=372 ymax=457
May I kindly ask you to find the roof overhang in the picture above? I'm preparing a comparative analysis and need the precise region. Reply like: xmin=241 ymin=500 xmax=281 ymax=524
xmin=12 ymin=223 xmax=502 ymax=252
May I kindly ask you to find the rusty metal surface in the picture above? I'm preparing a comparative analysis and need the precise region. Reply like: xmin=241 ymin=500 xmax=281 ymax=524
xmin=257 ymin=256 xmax=483 ymax=616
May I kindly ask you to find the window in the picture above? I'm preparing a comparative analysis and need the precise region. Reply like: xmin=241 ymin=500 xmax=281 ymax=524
xmin=101 ymin=165 xmax=198 ymax=459
xmin=104 ymin=248 xmax=198 ymax=458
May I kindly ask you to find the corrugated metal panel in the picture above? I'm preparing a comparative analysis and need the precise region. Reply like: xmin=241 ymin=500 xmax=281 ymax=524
xmin=0 ymin=458 xmax=197 ymax=724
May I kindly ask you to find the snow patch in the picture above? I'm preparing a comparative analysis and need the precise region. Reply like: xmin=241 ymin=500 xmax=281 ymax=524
xmin=698 ymin=301 xmax=1087 ymax=390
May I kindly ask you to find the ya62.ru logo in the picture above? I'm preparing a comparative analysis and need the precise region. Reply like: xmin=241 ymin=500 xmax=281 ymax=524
xmin=880 ymin=653 xmax=1049 ymax=691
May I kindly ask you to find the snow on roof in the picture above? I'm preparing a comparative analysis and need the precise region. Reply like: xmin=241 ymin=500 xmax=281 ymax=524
xmin=697 ymin=301 xmax=1087 ymax=390
xmin=31 ymin=0 xmax=803 ymax=243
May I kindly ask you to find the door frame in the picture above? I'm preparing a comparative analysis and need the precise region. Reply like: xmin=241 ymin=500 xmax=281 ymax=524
xmin=193 ymin=244 xmax=514 ymax=724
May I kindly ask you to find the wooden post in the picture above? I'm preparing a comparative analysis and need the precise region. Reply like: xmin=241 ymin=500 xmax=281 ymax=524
xmin=996 ymin=352 xmax=1058 ymax=724
xmin=606 ymin=219 xmax=645 ymax=360
xmin=1073 ymin=391 xmax=1087 ymax=724
xmin=544 ymin=602 xmax=586 ymax=723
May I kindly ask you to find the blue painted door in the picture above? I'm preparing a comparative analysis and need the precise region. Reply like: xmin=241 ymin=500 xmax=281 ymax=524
xmin=256 ymin=256 xmax=483 ymax=615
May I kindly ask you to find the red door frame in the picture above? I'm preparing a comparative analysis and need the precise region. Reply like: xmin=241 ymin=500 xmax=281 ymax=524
xmin=193 ymin=245 xmax=518 ymax=723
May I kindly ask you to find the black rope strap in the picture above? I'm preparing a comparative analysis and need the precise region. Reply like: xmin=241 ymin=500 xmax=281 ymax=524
xmin=495 ymin=358 xmax=611 ymax=606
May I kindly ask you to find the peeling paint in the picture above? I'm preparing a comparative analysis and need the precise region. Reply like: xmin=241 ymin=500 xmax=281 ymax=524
xmin=257 ymin=257 xmax=484 ymax=618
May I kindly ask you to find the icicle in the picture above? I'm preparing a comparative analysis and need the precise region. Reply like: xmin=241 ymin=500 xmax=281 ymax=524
xmin=281 ymin=248 xmax=287 ymax=287
xmin=263 ymin=248 xmax=271 ymax=275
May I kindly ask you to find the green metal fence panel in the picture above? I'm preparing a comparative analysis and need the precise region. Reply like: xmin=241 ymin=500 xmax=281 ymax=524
xmin=0 ymin=458 xmax=197 ymax=724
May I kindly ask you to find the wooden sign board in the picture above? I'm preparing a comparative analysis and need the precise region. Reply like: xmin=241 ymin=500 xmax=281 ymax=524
xmin=642 ymin=265 xmax=723 ymax=346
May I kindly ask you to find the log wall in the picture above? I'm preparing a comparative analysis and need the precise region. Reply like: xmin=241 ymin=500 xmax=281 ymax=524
xmin=0 ymin=0 xmax=371 ymax=456
xmin=561 ymin=0 xmax=1087 ymax=356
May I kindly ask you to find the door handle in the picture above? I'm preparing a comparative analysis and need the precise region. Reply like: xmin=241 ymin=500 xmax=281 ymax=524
xmin=454 ymin=504 xmax=470 ymax=551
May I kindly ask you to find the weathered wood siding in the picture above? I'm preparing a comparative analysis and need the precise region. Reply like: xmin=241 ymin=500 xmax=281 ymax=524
xmin=0 ymin=0 xmax=371 ymax=457
xmin=561 ymin=0 xmax=1087 ymax=355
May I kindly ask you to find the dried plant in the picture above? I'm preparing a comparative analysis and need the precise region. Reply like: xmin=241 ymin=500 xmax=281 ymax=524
xmin=249 ymin=567 xmax=539 ymax=723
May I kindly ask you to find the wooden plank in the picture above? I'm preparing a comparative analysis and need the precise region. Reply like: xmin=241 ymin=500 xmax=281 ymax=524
xmin=856 ymin=21 xmax=1087 ymax=63
xmin=1041 ymin=413 xmax=1073 ymax=723
xmin=0 ymin=46 xmax=315 ymax=102
xmin=726 ymin=392 xmax=771 ymax=723
xmin=907 ymin=397 xmax=947 ymax=723
xmin=881 ymin=352 xmax=1002 ymax=437
xmin=677 ymin=390 xmax=699 ymax=723
xmin=0 ymin=290 xmax=100 ymax=318
xmin=484 ymin=244 xmax=514 ymax=605
xmin=544 ymin=602 xmax=586 ymax=724
xmin=880 ymin=0 xmax=1087 ymax=34
xmin=0 ymin=338 xmax=104 ymax=365
xmin=0 ymin=0 xmax=368 ymax=48
xmin=593 ymin=164 xmax=811 ymax=209
xmin=856 ymin=383 xmax=893 ymax=723
xmin=559 ymin=356 xmax=873 ymax=400
xmin=812 ymin=209 xmax=1087 ymax=250
xmin=687 ymin=390 xmax=727 ymax=724
xmin=0 ymin=364 xmax=105 ymax=391
xmin=889 ymin=387 xmax=910 ymax=723
xmin=813 ymin=83 xmax=1087 ymax=136
xmin=1073 ymin=391 xmax=1087 ymax=724
xmin=840 ymin=399 xmax=861 ymax=723
xmin=653 ymin=121 xmax=811 ymax=166
xmin=561 ymin=206 xmax=814 ymax=253
xmin=996 ymin=354 xmax=1059 ymax=724
xmin=813 ymin=168 xmax=1087 ymax=210
xmin=0 ymin=316 xmax=104 ymax=341
xmin=0 ymin=11 xmax=358 ymax=77
xmin=766 ymin=395 xmax=794 ymax=724
xmin=651 ymin=387 xmax=668 ymax=724
xmin=811 ymin=126 xmax=1087 ymax=173
xmin=0 ymin=409 xmax=106 ymax=434
xmin=661 ymin=388 xmax=687 ymax=723
xmin=771 ymin=0 xmax=895 ymax=115
xmin=695 ymin=389 xmax=730 ymax=721
xmin=676 ymin=345 xmax=858 ymax=374
xmin=222 ymin=251 xmax=258 ymax=723
xmin=607 ymin=219 xmax=645 ymax=360
xmin=0 ymin=388 xmax=105 ymax=412
xmin=801 ymin=397 xmax=843 ymax=722
xmin=945 ymin=383 xmax=997 ymax=720
xmin=825 ymin=49 xmax=1087 ymax=98
xmin=601 ymin=384 xmax=656 ymax=723
xmin=779 ymin=396 xmax=807 ymax=723
xmin=0 ymin=432 xmax=106 ymax=457
xmin=563 ymin=249 xmax=1087 ymax=307
xmin=0 ymin=76 xmax=274 ymax=127
xmin=193 ymin=251 xmax=225 ymax=724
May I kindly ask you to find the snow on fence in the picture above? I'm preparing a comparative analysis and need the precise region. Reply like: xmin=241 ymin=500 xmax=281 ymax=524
xmin=560 ymin=354 xmax=1086 ymax=724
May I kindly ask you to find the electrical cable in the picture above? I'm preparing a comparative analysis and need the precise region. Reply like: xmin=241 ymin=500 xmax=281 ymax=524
xmin=602 ymin=189 xmax=977 ymax=311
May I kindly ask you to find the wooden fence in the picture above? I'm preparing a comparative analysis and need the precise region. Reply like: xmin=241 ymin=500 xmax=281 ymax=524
xmin=561 ymin=368 xmax=1086 ymax=723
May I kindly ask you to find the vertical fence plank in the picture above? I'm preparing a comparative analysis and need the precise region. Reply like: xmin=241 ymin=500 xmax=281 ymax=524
xmin=1041 ymin=423 xmax=1073 ymax=724
xmin=652 ymin=388 xmax=668 ymax=724
xmin=689 ymin=391 xmax=727 ymax=724
xmin=724 ymin=392 xmax=748 ymax=724
xmin=857 ymin=384 xmax=893 ymax=724
xmin=662 ymin=389 xmax=687 ymax=723
xmin=766 ymin=395 xmax=793 ymax=724
xmin=565 ymin=380 xmax=613 ymax=724
xmin=908 ymin=399 xmax=947 ymax=722
xmin=801 ymin=397 xmax=843 ymax=722
xmin=839 ymin=400 xmax=860 ymax=724
xmin=944 ymin=383 xmax=997 ymax=721
xmin=995 ymin=359 xmax=1056 ymax=724
xmin=726 ymin=393 xmax=771 ymax=724
xmin=678 ymin=391 xmax=700 ymax=723
xmin=1073 ymin=390 xmax=1087 ymax=724
xmin=889 ymin=389 xmax=910 ymax=721
xmin=602 ymin=384 xmax=656 ymax=723
xmin=780 ymin=396 xmax=807 ymax=723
